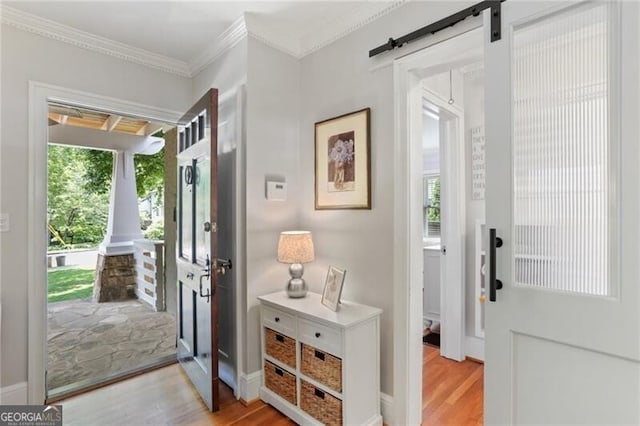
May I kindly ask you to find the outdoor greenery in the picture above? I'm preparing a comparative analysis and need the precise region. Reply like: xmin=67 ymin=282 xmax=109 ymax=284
xmin=47 ymin=144 xmax=165 ymax=249
xmin=427 ymin=177 xmax=441 ymax=222
xmin=83 ymin=148 xmax=165 ymax=197
xmin=47 ymin=267 xmax=95 ymax=303
xmin=48 ymin=146 xmax=110 ymax=248
xmin=144 ymin=219 xmax=165 ymax=240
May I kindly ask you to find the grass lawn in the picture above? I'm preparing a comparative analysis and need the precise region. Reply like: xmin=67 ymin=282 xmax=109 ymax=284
xmin=48 ymin=267 xmax=95 ymax=303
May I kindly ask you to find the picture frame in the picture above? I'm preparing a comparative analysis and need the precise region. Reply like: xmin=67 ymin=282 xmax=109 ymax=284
xmin=315 ymin=108 xmax=371 ymax=209
xmin=321 ymin=266 xmax=346 ymax=311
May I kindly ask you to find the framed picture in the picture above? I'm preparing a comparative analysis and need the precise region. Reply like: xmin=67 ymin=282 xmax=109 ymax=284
xmin=315 ymin=108 xmax=371 ymax=209
xmin=321 ymin=266 xmax=346 ymax=311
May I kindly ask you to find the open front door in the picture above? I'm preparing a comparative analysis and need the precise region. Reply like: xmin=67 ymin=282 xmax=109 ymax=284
xmin=176 ymin=89 xmax=220 ymax=411
xmin=485 ymin=1 xmax=640 ymax=424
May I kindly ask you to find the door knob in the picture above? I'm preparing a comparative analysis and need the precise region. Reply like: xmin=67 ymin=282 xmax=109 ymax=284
xmin=215 ymin=258 xmax=232 ymax=275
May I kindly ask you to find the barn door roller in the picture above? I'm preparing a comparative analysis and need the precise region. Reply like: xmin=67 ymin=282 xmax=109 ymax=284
xmin=369 ymin=0 xmax=505 ymax=58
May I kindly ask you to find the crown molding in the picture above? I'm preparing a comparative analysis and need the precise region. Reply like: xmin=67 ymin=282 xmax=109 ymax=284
xmin=189 ymin=15 xmax=248 ymax=76
xmin=0 ymin=5 xmax=191 ymax=77
xmin=298 ymin=1 xmax=406 ymax=58
xmin=243 ymin=1 xmax=406 ymax=60
xmin=1 ymin=2 xmax=407 ymax=78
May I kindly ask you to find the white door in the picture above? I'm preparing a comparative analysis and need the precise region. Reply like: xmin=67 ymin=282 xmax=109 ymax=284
xmin=485 ymin=1 xmax=640 ymax=424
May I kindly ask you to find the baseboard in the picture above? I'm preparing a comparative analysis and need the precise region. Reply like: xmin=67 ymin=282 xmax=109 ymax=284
xmin=465 ymin=335 xmax=485 ymax=362
xmin=238 ymin=370 xmax=261 ymax=403
xmin=380 ymin=392 xmax=394 ymax=425
xmin=0 ymin=381 xmax=28 ymax=404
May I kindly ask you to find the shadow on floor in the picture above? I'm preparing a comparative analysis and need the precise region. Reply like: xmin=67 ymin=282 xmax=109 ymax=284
xmin=47 ymin=298 xmax=176 ymax=391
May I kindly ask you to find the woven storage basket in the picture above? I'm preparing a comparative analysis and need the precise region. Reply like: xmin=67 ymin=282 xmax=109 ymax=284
xmin=300 ymin=380 xmax=342 ymax=426
xmin=301 ymin=343 xmax=342 ymax=392
xmin=265 ymin=327 xmax=296 ymax=368
xmin=264 ymin=360 xmax=296 ymax=405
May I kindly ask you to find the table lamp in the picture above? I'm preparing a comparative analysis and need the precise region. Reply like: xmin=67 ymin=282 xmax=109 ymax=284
xmin=277 ymin=231 xmax=314 ymax=298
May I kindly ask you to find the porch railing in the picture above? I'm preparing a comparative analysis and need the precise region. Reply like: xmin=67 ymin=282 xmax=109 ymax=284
xmin=133 ymin=239 xmax=165 ymax=311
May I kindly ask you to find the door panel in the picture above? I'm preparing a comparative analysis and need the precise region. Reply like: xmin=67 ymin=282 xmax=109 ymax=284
xmin=176 ymin=89 xmax=219 ymax=412
xmin=216 ymin=89 xmax=242 ymax=393
xmin=179 ymin=165 xmax=193 ymax=261
xmin=195 ymin=157 xmax=211 ymax=265
xmin=484 ymin=2 xmax=640 ymax=424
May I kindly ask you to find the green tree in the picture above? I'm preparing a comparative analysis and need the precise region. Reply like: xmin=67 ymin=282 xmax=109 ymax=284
xmin=82 ymin=133 xmax=165 ymax=198
xmin=48 ymin=145 xmax=110 ymax=248
xmin=427 ymin=178 xmax=440 ymax=222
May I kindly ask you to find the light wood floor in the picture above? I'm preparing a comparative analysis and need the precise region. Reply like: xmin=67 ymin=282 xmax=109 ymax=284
xmin=59 ymin=365 xmax=295 ymax=426
xmin=422 ymin=345 xmax=484 ymax=425
xmin=59 ymin=346 xmax=483 ymax=425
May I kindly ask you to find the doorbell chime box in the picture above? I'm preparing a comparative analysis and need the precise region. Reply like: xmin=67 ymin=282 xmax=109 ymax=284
xmin=266 ymin=181 xmax=287 ymax=201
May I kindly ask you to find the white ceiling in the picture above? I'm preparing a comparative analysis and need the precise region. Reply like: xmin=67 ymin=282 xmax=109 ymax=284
xmin=3 ymin=1 xmax=403 ymax=76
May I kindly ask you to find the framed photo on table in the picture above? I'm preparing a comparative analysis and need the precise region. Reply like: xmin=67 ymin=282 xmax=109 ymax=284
xmin=321 ymin=266 xmax=346 ymax=311
xmin=315 ymin=108 xmax=371 ymax=210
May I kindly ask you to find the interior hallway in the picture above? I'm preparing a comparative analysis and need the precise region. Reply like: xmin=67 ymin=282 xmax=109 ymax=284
xmin=59 ymin=345 xmax=483 ymax=425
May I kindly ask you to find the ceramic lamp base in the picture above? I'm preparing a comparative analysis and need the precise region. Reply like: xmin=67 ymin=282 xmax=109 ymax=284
xmin=286 ymin=263 xmax=307 ymax=298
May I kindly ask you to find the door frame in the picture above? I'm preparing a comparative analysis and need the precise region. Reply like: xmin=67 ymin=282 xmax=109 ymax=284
xmin=421 ymin=88 xmax=466 ymax=362
xmin=392 ymin=23 xmax=484 ymax=423
xmin=27 ymin=81 xmax=182 ymax=403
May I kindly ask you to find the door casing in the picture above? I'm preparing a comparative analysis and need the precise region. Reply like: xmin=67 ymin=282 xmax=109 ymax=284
xmin=392 ymin=25 xmax=484 ymax=424
xmin=27 ymin=81 xmax=182 ymax=403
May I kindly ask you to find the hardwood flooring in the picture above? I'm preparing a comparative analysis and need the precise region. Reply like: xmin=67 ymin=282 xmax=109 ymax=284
xmin=59 ymin=364 xmax=294 ymax=426
xmin=422 ymin=345 xmax=484 ymax=426
xmin=59 ymin=346 xmax=483 ymax=425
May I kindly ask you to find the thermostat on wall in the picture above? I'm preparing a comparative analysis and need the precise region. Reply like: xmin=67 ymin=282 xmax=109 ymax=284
xmin=266 ymin=181 xmax=287 ymax=201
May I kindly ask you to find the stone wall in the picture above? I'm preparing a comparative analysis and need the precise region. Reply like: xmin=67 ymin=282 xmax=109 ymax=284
xmin=93 ymin=253 xmax=137 ymax=302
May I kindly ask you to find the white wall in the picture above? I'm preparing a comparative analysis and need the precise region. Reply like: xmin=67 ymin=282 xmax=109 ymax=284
xmin=0 ymin=25 xmax=192 ymax=389
xmin=463 ymin=67 xmax=485 ymax=341
xmin=422 ymin=111 xmax=439 ymax=174
xmin=299 ymin=1 xmax=475 ymax=395
xmin=244 ymin=37 xmax=301 ymax=375
xmin=193 ymin=34 xmax=302 ymax=377
xmin=192 ymin=38 xmax=248 ymax=101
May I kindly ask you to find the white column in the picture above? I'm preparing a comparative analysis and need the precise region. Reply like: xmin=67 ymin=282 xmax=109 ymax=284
xmin=99 ymin=150 xmax=143 ymax=255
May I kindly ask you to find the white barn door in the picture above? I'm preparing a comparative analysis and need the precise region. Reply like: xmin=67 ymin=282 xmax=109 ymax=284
xmin=484 ymin=1 xmax=640 ymax=424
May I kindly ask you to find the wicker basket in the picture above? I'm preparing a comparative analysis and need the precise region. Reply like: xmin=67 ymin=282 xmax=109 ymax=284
xmin=265 ymin=327 xmax=296 ymax=368
xmin=264 ymin=360 xmax=296 ymax=405
xmin=301 ymin=343 xmax=342 ymax=392
xmin=300 ymin=380 xmax=342 ymax=426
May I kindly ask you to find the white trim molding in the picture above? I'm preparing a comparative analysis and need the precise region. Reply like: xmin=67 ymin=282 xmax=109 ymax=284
xmin=238 ymin=370 xmax=261 ymax=403
xmin=189 ymin=16 xmax=248 ymax=77
xmin=0 ymin=5 xmax=191 ymax=77
xmin=27 ymin=81 xmax=181 ymax=404
xmin=393 ymin=24 xmax=484 ymax=425
xmin=0 ymin=382 xmax=28 ymax=405
xmin=1 ymin=2 xmax=407 ymax=78
xmin=298 ymin=1 xmax=405 ymax=58
xmin=380 ymin=392 xmax=395 ymax=425
xmin=465 ymin=336 xmax=485 ymax=362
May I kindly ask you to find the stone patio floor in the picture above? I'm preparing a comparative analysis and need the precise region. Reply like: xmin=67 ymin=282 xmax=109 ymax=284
xmin=47 ymin=298 xmax=176 ymax=391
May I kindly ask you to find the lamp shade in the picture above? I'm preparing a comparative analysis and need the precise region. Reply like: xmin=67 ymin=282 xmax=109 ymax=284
xmin=277 ymin=231 xmax=315 ymax=264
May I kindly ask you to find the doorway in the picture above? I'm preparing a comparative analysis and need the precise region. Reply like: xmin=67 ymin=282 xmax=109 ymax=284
xmin=27 ymin=83 xmax=188 ymax=403
xmin=45 ymin=103 xmax=177 ymax=400
xmin=420 ymin=59 xmax=487 ymax=363
xmin=392 ymin=25 xmax=485 ymax=424
xmin=419 ymin=59 xmax=486 ymax=423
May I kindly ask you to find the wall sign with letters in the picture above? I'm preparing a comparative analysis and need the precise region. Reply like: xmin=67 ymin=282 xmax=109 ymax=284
xmin=471 ymin=125 xmax=485 ymax=200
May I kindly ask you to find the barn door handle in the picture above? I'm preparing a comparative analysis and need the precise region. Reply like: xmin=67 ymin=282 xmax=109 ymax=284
xmin=489 ymin=228 xmax=503 ymax=302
